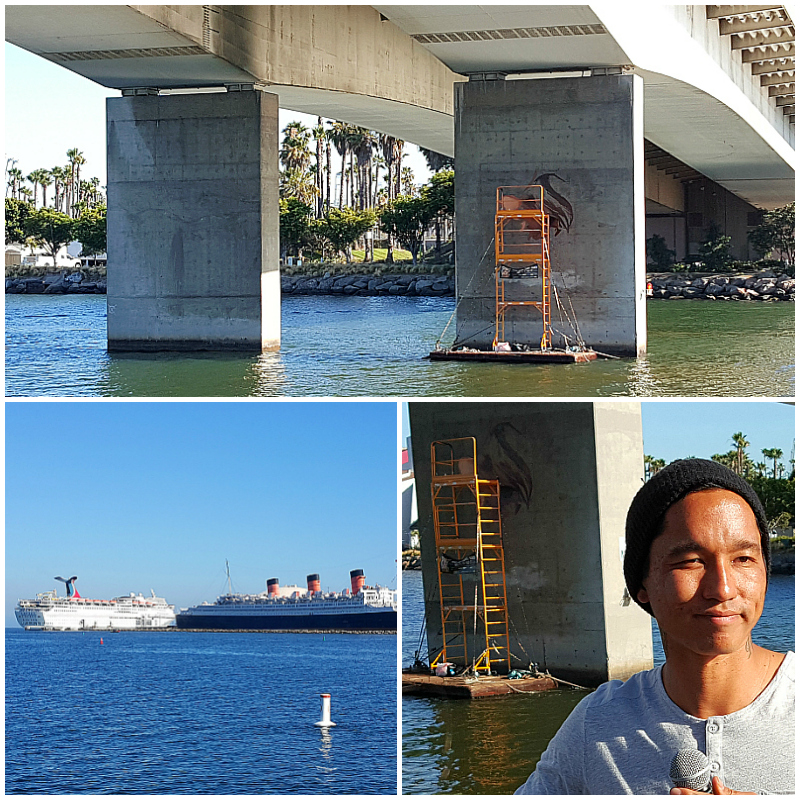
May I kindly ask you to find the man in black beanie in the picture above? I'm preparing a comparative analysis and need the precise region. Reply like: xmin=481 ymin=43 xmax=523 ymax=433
xmin=516 ymin=459 xmax=794 ymax=796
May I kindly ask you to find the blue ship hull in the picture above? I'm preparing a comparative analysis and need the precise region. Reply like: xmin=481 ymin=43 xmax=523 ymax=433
xmin=175 ymin=609 xmax=396 ymax=631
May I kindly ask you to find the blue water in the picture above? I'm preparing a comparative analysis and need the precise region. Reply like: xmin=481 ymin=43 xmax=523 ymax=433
xmin=5 ymin=294 xmax=794 ymax=397
xmin=5 ymin=630 xmax=397 ymax=794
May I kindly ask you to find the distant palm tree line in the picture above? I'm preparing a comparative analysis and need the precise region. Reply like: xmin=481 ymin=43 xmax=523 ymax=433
xmin=644 ymin=433 xmax=793 ymax=481
xmin=6 ymin=150 xmax=104 ymax=217
xmin=279 ymin=117 xmax=437 ymax=215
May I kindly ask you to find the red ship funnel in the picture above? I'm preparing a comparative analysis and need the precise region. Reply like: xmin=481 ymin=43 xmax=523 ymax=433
xmin=267 ymin=578 xmax=279 ymax=597
xmin=307 ymin=573 xmax=321 ymax=593
xmin=350 ymin=569 xmax=365 ymax=594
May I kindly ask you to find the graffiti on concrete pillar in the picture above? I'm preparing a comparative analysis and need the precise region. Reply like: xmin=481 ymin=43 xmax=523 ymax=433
xmin=478 ymin=422 xmax=533 ymax=514
xmin=533 ymin=172 xmax=574 ymax=236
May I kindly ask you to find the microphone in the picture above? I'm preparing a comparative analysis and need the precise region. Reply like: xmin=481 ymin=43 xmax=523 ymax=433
xmin=670 ymin=748 xmax=712 ymax=793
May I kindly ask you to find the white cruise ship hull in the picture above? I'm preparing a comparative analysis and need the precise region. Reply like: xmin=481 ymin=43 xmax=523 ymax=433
xmin=15 ymin=597 xmax=176 ymax=631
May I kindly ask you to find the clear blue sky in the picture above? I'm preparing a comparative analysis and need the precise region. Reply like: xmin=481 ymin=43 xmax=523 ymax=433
xmin=403 ymin=401 xmax=794 ymax=470
xmin=6 ymin=401 xmax=398 ymax=626
xmin=5 ymin=42 xmax=431 ymax=191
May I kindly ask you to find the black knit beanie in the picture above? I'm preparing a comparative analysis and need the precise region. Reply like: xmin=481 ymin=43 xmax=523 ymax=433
xmin=624 ymin=458 xmax=771 ymax=616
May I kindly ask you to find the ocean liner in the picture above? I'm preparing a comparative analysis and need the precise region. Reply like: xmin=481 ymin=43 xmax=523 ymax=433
xmin=15 ymin=576 xmax=176 ymax=630
xmin=176 ymin=568 xmax=397 ymax=631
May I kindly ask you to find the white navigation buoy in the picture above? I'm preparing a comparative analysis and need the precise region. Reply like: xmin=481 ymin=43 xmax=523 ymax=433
xmin=314 ymin=693 xmax=336 ymax=727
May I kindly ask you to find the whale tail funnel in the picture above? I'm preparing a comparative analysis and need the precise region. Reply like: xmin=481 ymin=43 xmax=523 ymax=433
xmin=54 ymin=576 xmax=81 ymax=598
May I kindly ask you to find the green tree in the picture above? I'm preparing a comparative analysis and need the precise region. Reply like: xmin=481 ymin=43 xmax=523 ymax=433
xmin=5 ymin=197 xmax=33 ymax=243
xmin=279 ymin=198 xmax=313 ymax=258
xmin=748 ymin=202 xmax=795 ymax=272
xmin=421 ymin=169 xmax=454 ymax=259
xmin=749 ymin=474 xmax=795 ymax=530
xmin=646 ymin=234 xmax=676 ymax=270
xmin=699 ymin=221 xmax=732 ymax=272
xmin=379 ymin=195 xmax=434 ymax=265
xmin=72 ymin=205 xmax=107 ymax=256
xmin=22 ymin=207 xmax=74 ymax=263
xmin=315 ymin=207 xmax=377 ymax=263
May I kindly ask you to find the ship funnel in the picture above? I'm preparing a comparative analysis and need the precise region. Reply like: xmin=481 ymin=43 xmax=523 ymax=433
xmin=350 ymin=569 xmax=365 ymax=594
xmin=54 ymin=576 xmax=81 ymax=599
xmin=307 ymin=573 xmax=321 ymax=593
xmin=267 ymin=578 xmax=279 ymax=597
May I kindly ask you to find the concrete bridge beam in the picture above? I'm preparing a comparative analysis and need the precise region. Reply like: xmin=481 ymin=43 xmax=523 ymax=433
xmin=454 ymin=73 xmax=646 ymax=356
xmin=409 ymin=401 xmax=653 ymax=686
xmin=106 ymin=89 xmax=279 ymax=352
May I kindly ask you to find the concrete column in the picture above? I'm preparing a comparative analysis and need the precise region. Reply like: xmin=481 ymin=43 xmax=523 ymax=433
xmin=106 ymin=90 xmax=279 ymax=352
xmin=454 ymin=73 xmax=647 ymax=357
xmin=409 ymin=401 xmax=653 ymax=686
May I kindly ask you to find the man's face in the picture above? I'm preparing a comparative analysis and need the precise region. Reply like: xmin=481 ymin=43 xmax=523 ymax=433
xmin=637 ymin=488 xmax=767 ymax=659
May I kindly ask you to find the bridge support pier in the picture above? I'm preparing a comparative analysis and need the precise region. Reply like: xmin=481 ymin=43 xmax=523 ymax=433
xmin=409 ymin=401 xmax=653 ymax=686
xmin=454 ymin=73 xmax=647 ymax=357
xmin=106 ymin=90 xmax=280 ymax=352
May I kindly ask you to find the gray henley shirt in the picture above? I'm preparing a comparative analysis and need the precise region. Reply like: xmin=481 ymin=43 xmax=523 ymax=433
xmin=515 ymin=651 xmax=794 ymax=795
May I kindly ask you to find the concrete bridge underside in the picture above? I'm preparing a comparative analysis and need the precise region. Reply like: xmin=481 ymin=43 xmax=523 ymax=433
xmin=6 ymin=5 xmax=795 ymax=352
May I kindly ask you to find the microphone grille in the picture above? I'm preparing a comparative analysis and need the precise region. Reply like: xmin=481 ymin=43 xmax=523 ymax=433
xmin=670 ymin=748 xmax=711 ymax=791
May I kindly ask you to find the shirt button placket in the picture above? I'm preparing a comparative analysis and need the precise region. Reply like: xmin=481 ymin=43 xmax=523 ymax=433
xmin=706 ymin=718 xmax=724 ymax=786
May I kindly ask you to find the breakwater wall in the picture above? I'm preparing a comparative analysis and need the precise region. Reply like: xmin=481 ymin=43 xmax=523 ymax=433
xmin=281 ymin=272 xmax=455 ymax=297
xmin=650 ymin=273 xmax=794 ymax=301
xmin=8 ymin=269 xmax=794 ymax=302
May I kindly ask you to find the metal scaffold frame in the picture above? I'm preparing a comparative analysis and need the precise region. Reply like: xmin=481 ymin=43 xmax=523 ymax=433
xmin=430 ymin=437 xmax=511 ymax=675
xmin=493 ymin=185 xmax=552 ymax=350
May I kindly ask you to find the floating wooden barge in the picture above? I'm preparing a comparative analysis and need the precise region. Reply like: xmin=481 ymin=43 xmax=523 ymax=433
xmin=428 ymin=348 xmax=597 ymax=364
xmin=402 ymin=671 xmax=557 ymax=699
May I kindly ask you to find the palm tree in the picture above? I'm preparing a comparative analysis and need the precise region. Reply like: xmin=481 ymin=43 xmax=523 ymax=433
xmin=280 ymin=122 xmax=312 ymax=172
xmin=328 ymin=121 xmax=350 ymax=209
xmin=39 ymin=170 xmax=53 ymax=208
xmin=26 ymin=171 xmax=39 ymax=206
xmin=27 ymin=169 xmax=52 ymax=208
xmin=401 ymin=166 xmax=416 ymax=196
xmin=313 ymin=117 xmax=326 ymax=218
xmin=762 ymin=448 xmax=783 ymax=479
xmin=731 ymin=432 xmax=749 ymax=475
xmin=9 ymin=166 xmax=24 ymax=199
xmin=50 ymin=166 xmax=65 ymax=212
xmin=280 ymin=166 xmax=319 ymax=207
xmin=349 ymin=127 xmax=376 ymax=211
xmin=66 ymin=148 xmax=85 ymax=216
xmin=711 ymin=451 xmax=737 ymax=470
xmin=419 ymin=146 xmax=454 ymax=172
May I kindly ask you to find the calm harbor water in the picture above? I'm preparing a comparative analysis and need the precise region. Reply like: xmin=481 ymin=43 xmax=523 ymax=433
xmin=6 ymin=629 xmax=397 ymax=794
xmin=5 ymin=294 xmax=794 ymax=397
xmin=401 ymin=569 xmax=795 ymax=795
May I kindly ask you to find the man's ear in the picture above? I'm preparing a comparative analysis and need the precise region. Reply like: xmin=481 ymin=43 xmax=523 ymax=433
xmin=637 ymin=584 xmax=649 ymax=606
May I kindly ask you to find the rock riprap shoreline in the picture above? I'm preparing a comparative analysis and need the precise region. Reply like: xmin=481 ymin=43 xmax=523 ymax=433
xmin=649 ymin=272 xmax=794 ymax=301
xmin=7 ymin=269 xmax=794 ymax=302
xmin=281 ymin=272 xmax=455 ymax=297
xmin=6 ymin=272 xmax=107 ymax=294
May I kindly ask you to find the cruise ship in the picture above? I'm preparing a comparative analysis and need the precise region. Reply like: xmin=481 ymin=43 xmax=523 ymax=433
xmin=15 ymin=576 xmax=176 ymax=630
xmin=176 ymin=569 xmax=397 ymax=631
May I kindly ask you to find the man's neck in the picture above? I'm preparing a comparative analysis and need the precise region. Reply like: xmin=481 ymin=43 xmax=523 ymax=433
xmin=661 ymin=641 xmax=783 ymax=718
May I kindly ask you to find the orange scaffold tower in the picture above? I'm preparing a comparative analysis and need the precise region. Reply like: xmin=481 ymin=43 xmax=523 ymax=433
xmin=493 ymin=185 xmax=552 ymax=350
xmin=430 ymin=438 xmax=511 ymax=675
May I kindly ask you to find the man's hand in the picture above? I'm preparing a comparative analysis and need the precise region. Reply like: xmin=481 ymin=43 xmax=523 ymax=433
xmin=669 ymin=776 xmax=756 ymax=795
